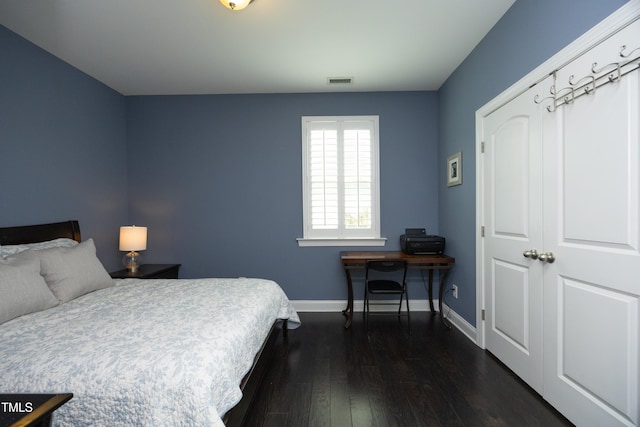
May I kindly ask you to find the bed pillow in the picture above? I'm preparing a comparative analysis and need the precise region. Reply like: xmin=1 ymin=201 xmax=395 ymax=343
xmin=33 ymin=238 xmax=114 ymax=303
xmin=1 ymin=238 xmax=78 ymax=258
xmin=0 ymin=252 xmax=59 ymax=325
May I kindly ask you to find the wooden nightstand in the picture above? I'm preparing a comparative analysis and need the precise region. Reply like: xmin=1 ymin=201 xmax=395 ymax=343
xmin=0 ymin=393 xmax=73 ymax=427
xmin=110 ymin=264 xmax=181 ymax=279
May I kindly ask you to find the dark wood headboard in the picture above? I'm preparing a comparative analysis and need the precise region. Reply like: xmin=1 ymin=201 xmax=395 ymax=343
xmin=0 ymin=221 xmax=81 ymax=245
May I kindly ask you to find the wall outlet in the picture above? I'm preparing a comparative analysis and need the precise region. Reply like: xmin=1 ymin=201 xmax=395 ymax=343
xmin=452 ymin=284 xmax=458 ymax=299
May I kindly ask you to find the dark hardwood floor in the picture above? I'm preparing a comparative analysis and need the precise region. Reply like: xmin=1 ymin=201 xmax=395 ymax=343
xmin=244 ymin=312 xmax=573 ymax=427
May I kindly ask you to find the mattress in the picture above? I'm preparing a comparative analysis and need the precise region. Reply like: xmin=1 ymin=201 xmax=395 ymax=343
xmin=0 ymin=277 xmax=300 ymax=426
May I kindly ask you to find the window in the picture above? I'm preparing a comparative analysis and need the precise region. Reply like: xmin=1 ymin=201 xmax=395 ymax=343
xmin=298 ymin=116 xmax=384 ymax=246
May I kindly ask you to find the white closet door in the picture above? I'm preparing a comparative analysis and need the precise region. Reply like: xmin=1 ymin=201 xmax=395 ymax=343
xmin=542 ymin=19 xmax=640 ymax=427
xmin=482 ymin=79 xmax=550 ymax=393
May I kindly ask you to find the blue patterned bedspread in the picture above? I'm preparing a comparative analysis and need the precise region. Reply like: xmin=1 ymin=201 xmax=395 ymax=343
xmin=0 ymin=278 xmax=300 ymax=426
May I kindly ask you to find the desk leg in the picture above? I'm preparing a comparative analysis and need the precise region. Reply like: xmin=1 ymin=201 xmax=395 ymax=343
xmin=439 ymin=269 xmax=452 ymax=329
xmin=427 ymin=270 xmax=435 ymax=313
xmin=342 ymin=268 xmax=354 ymax=329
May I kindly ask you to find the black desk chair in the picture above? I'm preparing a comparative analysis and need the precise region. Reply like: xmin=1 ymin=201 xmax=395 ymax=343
xmin=364 ymin=260 xmax=410 ymax=334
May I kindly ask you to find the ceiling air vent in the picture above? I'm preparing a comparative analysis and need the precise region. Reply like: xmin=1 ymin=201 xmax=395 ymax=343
xmin=327 ymin=77 xmax=354 ymax=85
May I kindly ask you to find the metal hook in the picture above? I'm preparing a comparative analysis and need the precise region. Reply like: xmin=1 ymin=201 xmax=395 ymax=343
xmin=592 ymin=61 xmax=621 ymax=82
xmin=619 ymin=45 xmax=640 ymax=59
xmin=557 ymin=86 xmax=575 ymax=105
xmin=534 ymin=94 xmax=556 ymax=112
xmin=533 ymin=84 xmax=557 ymax=112
xmin=569 ymin=75 xmax=596 ymax=95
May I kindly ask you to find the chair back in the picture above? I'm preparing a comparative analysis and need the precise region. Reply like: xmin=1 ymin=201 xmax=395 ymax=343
xmin=365 ymin=260 xmax=408 ymax=282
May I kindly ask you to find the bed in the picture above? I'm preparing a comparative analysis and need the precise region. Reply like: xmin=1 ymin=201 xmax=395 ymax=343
xmin=0 ymin=220 xmax=300 ymax=426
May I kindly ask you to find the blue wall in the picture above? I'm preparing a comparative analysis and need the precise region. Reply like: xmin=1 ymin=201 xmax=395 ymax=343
xmin=126 ymin=92 xmax=439 ymax=299
xmin=0 ymin=25 xmax=128 ymax=269
xmin=437 ymin=0 xmax=628 ymax=324
xmin=0 ymin=0 xmax=629 ymax=311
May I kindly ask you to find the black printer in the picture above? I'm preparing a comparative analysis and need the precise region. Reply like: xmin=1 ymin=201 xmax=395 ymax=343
xmin=400 ymin=228 xmax=445 ymax=255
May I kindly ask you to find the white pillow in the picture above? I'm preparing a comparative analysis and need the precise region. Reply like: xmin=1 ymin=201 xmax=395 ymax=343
xmin=33 ymin=238 xmax=114 ymax=303
xmin=0 ymin=252 xmax=59 ymax=324
xmin=1 ymin=238 xmax=78 ymax=258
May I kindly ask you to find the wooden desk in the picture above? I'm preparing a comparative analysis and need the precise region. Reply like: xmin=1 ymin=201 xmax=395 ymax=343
xmin=340 ymin=251 xmax=455 ymax=328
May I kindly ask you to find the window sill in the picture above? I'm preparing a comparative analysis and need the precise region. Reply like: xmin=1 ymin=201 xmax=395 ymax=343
xmin=296 ymin=238 xmax=387 ymax=247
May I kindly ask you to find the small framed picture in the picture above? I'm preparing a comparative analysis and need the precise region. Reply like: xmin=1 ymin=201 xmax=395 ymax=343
xmin=447 ymin=151 xmax=462 ymax=187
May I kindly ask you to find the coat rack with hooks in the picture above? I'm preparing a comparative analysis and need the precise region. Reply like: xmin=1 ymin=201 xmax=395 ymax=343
xmin=534 ymin=44 xmax=639 ymax=112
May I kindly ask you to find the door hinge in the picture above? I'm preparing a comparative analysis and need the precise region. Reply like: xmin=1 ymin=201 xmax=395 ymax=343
xmin=481 ymin=141 xmax=485 ymax=153
xmin=481 ymin=226 xmax=485 ymax=237
xmin=482 ymin=309 xmax=486 ymax=321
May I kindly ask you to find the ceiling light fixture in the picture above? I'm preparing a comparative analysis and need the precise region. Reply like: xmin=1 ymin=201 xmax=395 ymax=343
xmin=219 ymin=0 xmax=254 ymax=10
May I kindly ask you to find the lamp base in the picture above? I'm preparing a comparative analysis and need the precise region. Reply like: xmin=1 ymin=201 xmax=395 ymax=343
xmin=122 ymin=251 xmax=141 ymax=272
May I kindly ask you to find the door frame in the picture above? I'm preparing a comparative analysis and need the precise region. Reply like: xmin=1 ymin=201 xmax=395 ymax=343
xmin=475 ymin=1 xmax=640 ymax=349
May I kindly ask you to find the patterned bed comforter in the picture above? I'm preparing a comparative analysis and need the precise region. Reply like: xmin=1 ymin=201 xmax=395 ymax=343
xmin=0 ymin=277 xmax=300 ymax=426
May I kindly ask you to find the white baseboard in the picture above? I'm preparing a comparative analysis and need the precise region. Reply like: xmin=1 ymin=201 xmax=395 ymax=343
xmin=291 ymin=299 xmax=434 ymax=313
xmin=290 ymin=299 xmax=478 ymax=345
xmin=441 ymin=303 xmax=477 ymax=343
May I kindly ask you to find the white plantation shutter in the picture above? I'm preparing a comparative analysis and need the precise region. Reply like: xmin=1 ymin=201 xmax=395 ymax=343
xmin=310 ymin=126 xmax=338 ymax=230
xmin=343 ymin=126 xmax=372 ymax=230
xmin=301 ymin=116 xmax=381 ymax=244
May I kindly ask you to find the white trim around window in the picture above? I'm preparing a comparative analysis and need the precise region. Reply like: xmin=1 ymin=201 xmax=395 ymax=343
xmin=298 ymin=115 xmax=384 ymax=247
xmin=296 ymin=237 xmax=387 ymax=247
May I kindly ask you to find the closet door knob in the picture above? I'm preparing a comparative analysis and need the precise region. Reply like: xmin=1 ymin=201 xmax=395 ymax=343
xmin=538 ymin=252 xmax=555 ymax=263
xmin=523 ymin=249 xmax=539 ymax=259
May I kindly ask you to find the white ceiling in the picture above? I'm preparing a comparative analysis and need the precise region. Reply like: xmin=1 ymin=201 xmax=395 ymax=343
xmin=0 ymin=0 xmax=514 ymax=95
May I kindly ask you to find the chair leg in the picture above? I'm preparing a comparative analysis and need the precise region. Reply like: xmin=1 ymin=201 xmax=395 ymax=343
xmin=363 ymin=285 xmax=367 ymax=320
xmin=363 ymin=286 xmax=369 ymax=331
xmin=405 ymin=286 xmax=411 ymax=335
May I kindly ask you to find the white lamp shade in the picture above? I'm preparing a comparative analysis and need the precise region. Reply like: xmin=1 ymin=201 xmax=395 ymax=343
xmin=219 ymin=0 xmax=253 ymax=10
xmin=119 ymin=226 xmax=147 ymax=251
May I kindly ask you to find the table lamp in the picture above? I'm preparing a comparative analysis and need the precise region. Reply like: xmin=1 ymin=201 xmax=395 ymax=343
xmin=119 ymin=225 xmax=147 ymax=272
